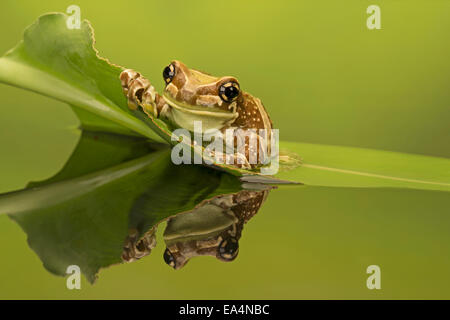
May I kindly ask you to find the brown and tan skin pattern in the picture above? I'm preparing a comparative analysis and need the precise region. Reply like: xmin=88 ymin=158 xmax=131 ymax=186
xmin=120 ymin=60 xmax=273 ymax=168
xmin=122 ymin=227 xmax=157 ymax=262
xmin=163 ymin=189 xmax=271 ymax=270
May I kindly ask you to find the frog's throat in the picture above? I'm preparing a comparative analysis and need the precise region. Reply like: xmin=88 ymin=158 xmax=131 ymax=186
xmin=163 ymin=93 xmax=238 ymax=132
xmin=163 ymin=203 xmax=238 ymax=246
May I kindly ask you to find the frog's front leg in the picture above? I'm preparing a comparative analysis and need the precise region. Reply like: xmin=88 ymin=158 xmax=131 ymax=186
xmin=120 ymin=69 xmax=167 ymax=118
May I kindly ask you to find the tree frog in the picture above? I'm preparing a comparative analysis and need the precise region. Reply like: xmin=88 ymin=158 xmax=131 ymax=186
xmin=120 ymin=61 xmax=273 ymax=169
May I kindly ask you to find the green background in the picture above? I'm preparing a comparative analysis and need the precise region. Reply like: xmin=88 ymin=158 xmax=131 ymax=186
xmin=0 ymin=0 xmax=449 ymax=299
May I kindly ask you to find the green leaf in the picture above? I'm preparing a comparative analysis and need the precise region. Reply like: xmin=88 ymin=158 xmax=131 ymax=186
xmin=274 ymin=142 xmax=450 ymax=192
xmin=0 ymin=131 xmax=243 ymax=283
xmin=0 ymin=13 xmax=164 ymax=142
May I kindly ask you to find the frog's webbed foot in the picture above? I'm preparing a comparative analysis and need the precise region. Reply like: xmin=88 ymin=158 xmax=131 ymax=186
xmin=120 ymin=69 xmax=163 ymax=118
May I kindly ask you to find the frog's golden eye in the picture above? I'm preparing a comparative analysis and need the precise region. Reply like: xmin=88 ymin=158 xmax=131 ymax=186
xmin=219 ymin=81 xmax=240 ymax=102
xmin=218 ymin=237 xmax=239 ymax=261
xmin=163 ymin=248 xmax=176 ymax=268
xmin=163 ymin=63 xmax=176 ymax=84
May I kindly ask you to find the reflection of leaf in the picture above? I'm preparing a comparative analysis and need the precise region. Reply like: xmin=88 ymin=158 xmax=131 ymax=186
xmin=128 ymin=163 xmax=244 ymax=239
xmin=28 ymin=130 xmax=161 ymax=187
xmin=274 ymin=142 xmax=450 ymax=192
xmin=0 ymin=131 xmax=243 ymax=283
xmin=0 ymin=13 xmax=164 ymax=142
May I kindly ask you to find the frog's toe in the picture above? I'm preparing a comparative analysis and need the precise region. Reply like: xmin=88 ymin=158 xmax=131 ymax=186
xmin=141 ymin=89 xmax=158 ymax=117
xmin=127 ymin=77 xmax=151 ymax=102
xmin=120 ymin=69 xmax=140 ymax=89
xmin=127 ymin=99 xmax=139 ymax=110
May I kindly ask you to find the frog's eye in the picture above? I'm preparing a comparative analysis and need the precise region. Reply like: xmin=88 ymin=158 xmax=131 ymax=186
xmin=219 ymin=81 xmax=240 ymax=102
xmin=218 ymin=237 xmax=239 ymax=261
xmin=163 ymin=248 xmax=177 ymax=268
xmin=163 ymin=64 xmax=176 ymax=84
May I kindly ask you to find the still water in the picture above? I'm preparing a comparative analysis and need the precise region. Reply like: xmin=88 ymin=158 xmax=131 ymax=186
xmin=0 ymin=131 xmax=449 ymax=299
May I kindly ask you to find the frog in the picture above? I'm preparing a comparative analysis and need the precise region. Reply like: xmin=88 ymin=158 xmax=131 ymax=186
xmin=120 ymin=60 xmax=273 ymax=169
xmin=162 ymin=188 xmax=271 ymax=269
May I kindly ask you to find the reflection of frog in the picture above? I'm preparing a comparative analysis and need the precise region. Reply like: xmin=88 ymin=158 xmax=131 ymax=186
xmin=120 ymin=61 xmax=273 ymax=168
xmin=162 ymin=189 xmax=271 ymax=270
xmin=122 ymin=227 xmax=156 ymax=262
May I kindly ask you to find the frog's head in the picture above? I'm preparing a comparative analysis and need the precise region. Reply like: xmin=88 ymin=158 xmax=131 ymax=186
xmin=161 ymin=199 xmax=242 ymax=270
xmin=163 ymin=234 xmax=240 ymax=270
xmin=161 ymin=189 xmax=271 ymax=270
xmin=162 ymin=60 xmax=241 ymax=131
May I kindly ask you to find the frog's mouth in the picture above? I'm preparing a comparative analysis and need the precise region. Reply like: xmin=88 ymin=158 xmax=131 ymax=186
xmin=163 ymin=93 xmax=238 ymax=131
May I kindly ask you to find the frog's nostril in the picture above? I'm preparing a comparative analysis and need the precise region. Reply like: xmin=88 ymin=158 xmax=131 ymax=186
xmin=180 ymin=88 xmax=195 ymax=102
